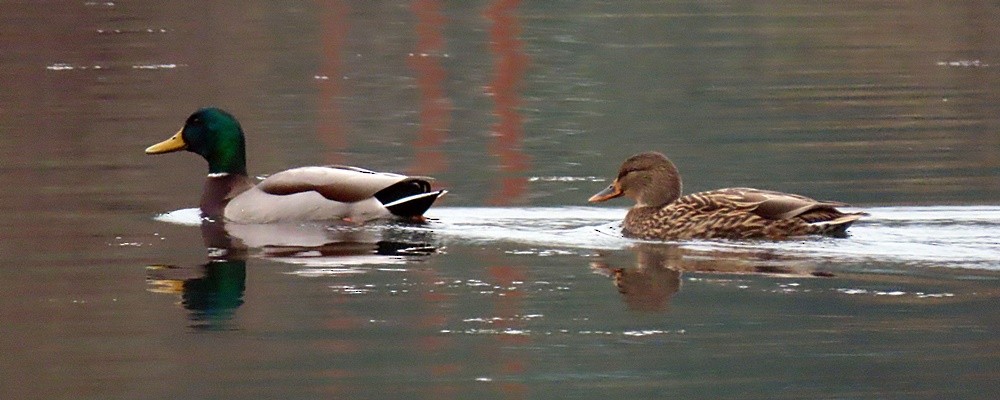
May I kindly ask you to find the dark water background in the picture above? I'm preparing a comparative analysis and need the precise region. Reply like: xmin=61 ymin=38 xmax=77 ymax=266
xmin=1 ymin=1 xmax=998 ymax=399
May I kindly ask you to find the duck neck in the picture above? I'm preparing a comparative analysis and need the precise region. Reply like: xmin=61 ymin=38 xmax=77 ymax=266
xmin=637 ymin=175 xmax=682 ymax=208
xmin=205 ymin=140 xmax=247 ymax=176
xmin=200 ymin=173 xmax=255 ymax=219
xmin=623 ymin=205 xmax=661 ymax=237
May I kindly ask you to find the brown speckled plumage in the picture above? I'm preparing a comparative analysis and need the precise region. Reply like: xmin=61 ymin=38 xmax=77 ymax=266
xmin=590 ymin=152 xmax=865 ymax=240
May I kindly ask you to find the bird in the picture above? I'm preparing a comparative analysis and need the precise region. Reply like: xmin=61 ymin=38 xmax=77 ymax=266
xmin=588 ymin=151 xmax=865 ymax=240
xmin=145 ymin=107 xmax=446 ymax=224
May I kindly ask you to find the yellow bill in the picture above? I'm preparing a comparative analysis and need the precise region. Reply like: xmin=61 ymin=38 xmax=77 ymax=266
xmin=145 ymin=129 xmax=187 ymax=154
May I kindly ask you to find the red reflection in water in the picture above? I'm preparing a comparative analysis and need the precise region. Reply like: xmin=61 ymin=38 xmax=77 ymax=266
xmin=488 ymin=264 xmax=529 ymax=398
xmin=317 ymin=338 xmax=362 ymax=354
xmin=483 ymin=2 xmax=530 ymax=396
xmin=407 ymin=0 xmax=457 ymax=377
xmin=488 ymin=265 xmax=528 ymax=337
xmin=316 ymin=0 xmax=350 ymax=165
xmin=412 ymin=259 xmax=458 ymax=397
xmin=407 ymin=0 xmax=452 ymax=176
xmin=485 ymin=0 xmax=531 ymax=205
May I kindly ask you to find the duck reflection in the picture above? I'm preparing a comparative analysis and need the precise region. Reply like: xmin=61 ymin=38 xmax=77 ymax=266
xmin=591 ymin=243 xmax=832 ymax=312
xmin=147 ymin=259 xmax=246 ymax=331
xmin=147 ymin=219 xmax=437 ymax=329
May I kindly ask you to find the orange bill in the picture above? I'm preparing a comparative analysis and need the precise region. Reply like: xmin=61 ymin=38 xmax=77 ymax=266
xmin=588 ymin=181 xmax=623 ymax=202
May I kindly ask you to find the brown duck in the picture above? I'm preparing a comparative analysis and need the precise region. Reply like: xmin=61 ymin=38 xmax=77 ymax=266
xmin=588 ymin=152 xmax=865 ymax=240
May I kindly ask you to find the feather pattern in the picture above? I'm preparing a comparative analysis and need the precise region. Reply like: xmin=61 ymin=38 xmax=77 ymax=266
xmin=591 ymin=152 xmax=865 ymax=240
xmin=623 ymin=188 xmax=863 ymax=240
xmin=146 ymin=108 xmax=446 ymax=223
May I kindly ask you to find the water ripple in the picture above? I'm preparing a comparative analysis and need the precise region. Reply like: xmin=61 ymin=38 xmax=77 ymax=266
xmin=423 ymin=206 xmax=1000 ymax=271
xmin=154 ymin=205 xmax=1000 ymax=271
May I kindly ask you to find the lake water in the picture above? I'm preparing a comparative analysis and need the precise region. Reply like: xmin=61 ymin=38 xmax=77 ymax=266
xmin=2 ymin=1 xmax=998 ymax=399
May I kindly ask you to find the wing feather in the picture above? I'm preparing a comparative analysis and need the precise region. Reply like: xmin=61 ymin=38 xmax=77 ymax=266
xmin=256 ymin=166 xmax=416 ymax=203
xmin=712 ymin=188 xmax=849 ymax=220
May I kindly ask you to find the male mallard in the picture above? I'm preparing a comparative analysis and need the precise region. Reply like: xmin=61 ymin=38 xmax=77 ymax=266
xmin=588 ymin=152 xmax=864 ymax=240
xmin=146 ymin=108 xmax=446 ymax=223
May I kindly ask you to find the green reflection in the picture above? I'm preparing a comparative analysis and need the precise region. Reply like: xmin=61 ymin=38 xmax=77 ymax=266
xmin=180 ymin=259 xmax=246 ymax=330
xmin=147 ymin=218 xmax=437 ymax=331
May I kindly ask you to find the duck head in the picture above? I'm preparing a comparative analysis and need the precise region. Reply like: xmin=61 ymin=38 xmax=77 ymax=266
xmin=589 ymin=151 xmax=683 ymax=207
xmin=146 ymin=108 xmax=248 ymax=175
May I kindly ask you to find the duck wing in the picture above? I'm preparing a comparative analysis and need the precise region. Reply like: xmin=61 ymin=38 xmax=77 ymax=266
xmin=256 ymin=166 xmax=433 ymax=203
xmin=714 ymin=188 xmax=850 ymax=220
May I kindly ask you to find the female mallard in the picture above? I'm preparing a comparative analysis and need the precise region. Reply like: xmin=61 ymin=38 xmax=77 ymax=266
xmin=588 ymin=152 xmax=864 ymax=240
xmin=146 ymin=108 xmax=446 ymax=223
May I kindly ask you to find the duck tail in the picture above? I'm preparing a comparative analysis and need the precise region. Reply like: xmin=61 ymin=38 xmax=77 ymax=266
xmin=809 ymin=212 xmax=867 ymax=237
xmin=383 ymin=190 xmax=447 ymax=217
xmin=373 ymin=179 xmax=446 ymax=218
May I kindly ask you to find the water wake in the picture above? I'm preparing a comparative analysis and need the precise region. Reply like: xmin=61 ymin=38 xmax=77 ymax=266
xmin=155 ymin=205 xmax=1000 ymax=270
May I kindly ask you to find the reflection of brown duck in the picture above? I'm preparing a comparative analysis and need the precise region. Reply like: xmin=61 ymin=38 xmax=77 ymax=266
xmin=591 ymin=258 xmax=680 ymax=312
xmin=589 ymin=152 xmax=866 ymax=240
xmin=592 ymin=244 xmax=833 ymax=312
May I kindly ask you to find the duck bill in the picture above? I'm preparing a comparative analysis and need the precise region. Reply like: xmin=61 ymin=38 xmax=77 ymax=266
xmin=588 ymin=181 xmax=623 ymax=203
xmin=145 ymin=129 xmax=187 ymax=154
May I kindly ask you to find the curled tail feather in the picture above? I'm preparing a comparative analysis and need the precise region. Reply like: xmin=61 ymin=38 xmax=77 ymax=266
xmin=808 ymin=213 xmax=866 ymax=237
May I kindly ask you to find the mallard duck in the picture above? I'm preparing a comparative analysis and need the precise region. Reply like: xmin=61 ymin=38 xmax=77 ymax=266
xmin=588 ymin=152 xmax=865 ymax=240
xmin=145 ymin=108 xmax=446 ymax=223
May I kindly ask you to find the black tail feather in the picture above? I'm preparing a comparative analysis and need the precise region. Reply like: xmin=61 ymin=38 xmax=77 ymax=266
xmin=373 ymin=180 xmax=444 ymax=217
xmin=384 ymin=191 xmax=446 ymax=217
xmin=373 ymin=180 xmax=431 ymax=204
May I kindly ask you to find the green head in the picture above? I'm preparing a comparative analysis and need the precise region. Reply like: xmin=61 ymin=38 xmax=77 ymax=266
xmin=145 ymin=108 xmax=248 ymax=175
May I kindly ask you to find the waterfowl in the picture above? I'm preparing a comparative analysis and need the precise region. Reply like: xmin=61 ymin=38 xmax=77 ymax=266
xmin=146 ymin=108 xmax=446 ymax=223
xmin=588 ymin=152 xmax=865 ymax=240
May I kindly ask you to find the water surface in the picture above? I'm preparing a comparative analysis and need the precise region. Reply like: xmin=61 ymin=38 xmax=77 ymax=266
xmin=1 ymin=1 xmax=998 ymax=399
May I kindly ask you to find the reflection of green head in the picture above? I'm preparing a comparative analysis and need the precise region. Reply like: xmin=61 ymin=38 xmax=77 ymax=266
xmin=182 ymin=259 xmax=246 ymax=326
